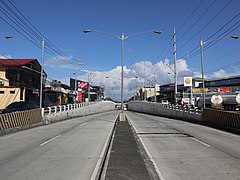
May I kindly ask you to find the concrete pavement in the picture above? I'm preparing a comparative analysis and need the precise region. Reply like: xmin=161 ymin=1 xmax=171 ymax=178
xmin=0 ymin=111 xmax=118 ymax=180
xmin=126 ymin=111 xmax=240 ymax=180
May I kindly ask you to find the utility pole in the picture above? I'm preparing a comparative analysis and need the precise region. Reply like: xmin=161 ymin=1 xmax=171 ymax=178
xmin=173 ymin=26 xmax=177 ymax=104
xmin=143 ymin=61 xmax=147 ymax=101
xmin=154 ymin=73 xmax=157 ymax=102
xmin=74 ymin=60 xmax=85 ymax=102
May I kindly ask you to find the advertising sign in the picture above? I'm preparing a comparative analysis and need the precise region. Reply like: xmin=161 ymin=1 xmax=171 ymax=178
xmin=211 ymin=95 xmax=223 ymax=104
xmin=184 ymin=77 xmax=192 ymax=87
xmin=78 ymin=81 xmax=89 ymax=89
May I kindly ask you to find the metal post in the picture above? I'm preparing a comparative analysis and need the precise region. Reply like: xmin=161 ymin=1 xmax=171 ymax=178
xmin=88 ymin=72 xmax=90 ymax=102
xmin=200 ymin=38 xmax=205 ymax=108
xmin=173 ymin=27 xmax=177 ymax=104
xmin=154 ymin=74 xmax=156 ymax=102
xmin=75 ymin=78 xmax=78 ymax=102
xmin=121 ymin=33 xmax=124 ymax=113
xmin=40 ymin=38 xmax=44 ymax=109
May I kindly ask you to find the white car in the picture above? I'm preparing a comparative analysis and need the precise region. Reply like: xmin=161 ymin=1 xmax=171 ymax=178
xmin=161 ymin=100 xmax=169 ymax=105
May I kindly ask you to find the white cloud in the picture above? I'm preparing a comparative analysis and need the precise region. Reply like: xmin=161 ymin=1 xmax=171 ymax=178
xmin=55 ymin=58 xmax=239 ymax=101
xmin=87 ymin=58 xmax=196 ymax=101
xmin=46 ymin=55 xmax=74 ymax=69
xmin=0 ymin=55 xmax=11 ymax=59
xmin=208 ymin=69 xmax=228 ymax=79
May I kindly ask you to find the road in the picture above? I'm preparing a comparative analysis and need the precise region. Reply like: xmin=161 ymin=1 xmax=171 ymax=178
xmin=126 ymin=111 xmax=240 ymax=180
xmin=0 ymin=111 xmax=118 ymax=180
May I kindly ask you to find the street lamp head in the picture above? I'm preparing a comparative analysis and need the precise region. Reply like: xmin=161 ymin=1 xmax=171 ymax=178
xmin=153 ymin=30 xmax=162 ymax=34
xmin=83 ymin=29 xmax=92 ymax=33
xmin=5 ymin=36 xmax=14 ymax=39
xmin=231 ymin=35 xmax=239 ymax=39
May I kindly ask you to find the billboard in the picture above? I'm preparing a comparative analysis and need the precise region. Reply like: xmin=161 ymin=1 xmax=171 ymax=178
xmin=70 ymin=78 xmax=89 ymax=90
xmin=184 ymin=77 xmax=192 ymax=87
xmin=78 ymin=81 xmax=88 ymax=89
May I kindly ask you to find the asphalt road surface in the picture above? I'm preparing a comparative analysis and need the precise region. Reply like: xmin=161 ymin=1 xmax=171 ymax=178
xmin=126 ymin=111 xmax=240 ymax=180
xmin=0 ymin=111 xmax=118 ymax=180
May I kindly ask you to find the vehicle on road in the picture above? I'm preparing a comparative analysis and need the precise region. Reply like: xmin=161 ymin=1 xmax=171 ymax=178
xmin=196 ymin=93 xmax=240 ymax=111
xmin=2 ymin=101 xmax=39 ymax=114
xmin=161 ymin=100 xmax=169 ymax=105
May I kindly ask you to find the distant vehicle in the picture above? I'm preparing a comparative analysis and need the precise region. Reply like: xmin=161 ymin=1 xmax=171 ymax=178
xmin=161 ymin=100 xmax=169 ymax=105
xmin=196 ymin=93 xmax=240 ymax=111
xmin=2 ymin=101 xmax=39 ymax=114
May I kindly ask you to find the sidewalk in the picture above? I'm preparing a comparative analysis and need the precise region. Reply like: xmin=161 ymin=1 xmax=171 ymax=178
xmin=105 ymin=120 xmax=151 ymax=180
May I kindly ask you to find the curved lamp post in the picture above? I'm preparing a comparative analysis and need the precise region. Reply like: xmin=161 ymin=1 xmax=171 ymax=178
xmin=200 ymin=35 xmax=239 ymax=108
xmin=5 ymin=36 xmax=45 ymax=108
xmin=83 ymin=29 xmax=161 ymax=114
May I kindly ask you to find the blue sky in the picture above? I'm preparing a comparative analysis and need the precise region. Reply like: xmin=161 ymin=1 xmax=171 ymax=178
xmin=0 ymin=0 xmax=240 ymax=100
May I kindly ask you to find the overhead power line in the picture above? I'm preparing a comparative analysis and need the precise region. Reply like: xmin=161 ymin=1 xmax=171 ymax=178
xmin=178 ymin=0 xmax=233 ymax=51
xmin=0 ymin=0 xmax=80 ymax=65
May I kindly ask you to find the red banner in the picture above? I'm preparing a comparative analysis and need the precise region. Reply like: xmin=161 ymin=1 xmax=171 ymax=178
xmin=78 ymin=89 xmax=82 ymax=103
xmin=78 ymin=81 xmax=88 ymax=89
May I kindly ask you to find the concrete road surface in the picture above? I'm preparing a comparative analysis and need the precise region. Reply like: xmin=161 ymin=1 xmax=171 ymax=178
xmin=126 ymin=111 xmax=240 ymax=180
xmin=0 ymin=111 xmax=118 ymax=180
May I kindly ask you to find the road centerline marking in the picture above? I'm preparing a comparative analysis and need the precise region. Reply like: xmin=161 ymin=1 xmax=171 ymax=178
xmin=191 ymin=137 xmax=211 ymax=147
xmin=40 ymin=135 xmax=61 ymax=147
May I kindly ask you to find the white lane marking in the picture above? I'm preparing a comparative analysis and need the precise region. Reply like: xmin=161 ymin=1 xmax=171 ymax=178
xmin=90 ymin=120 xmax=116 ymax=180
xmin=126 ymin=114 xmax=165 ymax=180
xmin=159 ymin=122 xmax=167 ymax=126
xmin=138 ymin=137 xmax=166 ymax=180
xmin=40 ymin=135 xmax=61 ymax=147
xmin=191 ymin=137 xmax=211 ymax=147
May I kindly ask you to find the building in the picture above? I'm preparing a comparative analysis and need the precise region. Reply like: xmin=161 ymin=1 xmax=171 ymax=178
xmin=70 ymin=78 xmax=104 ymax=102
xmin=139 ymin=85 xmax=160 ymax=101
xmin=159 ymin=78 xmax=203 ymax=104
xmin=0 ymin=59 xmax=46 ymax=110
xmin=204 ymin=76 xmax=240 ymax=93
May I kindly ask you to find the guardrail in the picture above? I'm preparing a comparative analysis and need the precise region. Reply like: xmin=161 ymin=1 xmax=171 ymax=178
xmin=0 ymin=101 xmax=115 ymax=134
xmin=161 ymin=103 xmax=202 ymax=114
xmin=128 ymin=101 xmax=240 ymax=131
xmin=128 ymin=101 xmax=202 ymax=122
xmin=203 ymin=108 xmax=240 ymax=129
xmin=43 ymin=103 xmax=86 ymax=115
xmin=0 ymin=108 xmax=43 ymax=131
xmin=43 ymin=101 xmax=115 ymax=123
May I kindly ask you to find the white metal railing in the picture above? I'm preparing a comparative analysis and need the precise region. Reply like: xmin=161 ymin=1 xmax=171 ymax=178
xmin=43 ymin=102 xmax=86 ymax=115
xmin=159 ymin=103 xmax=202 ymax=114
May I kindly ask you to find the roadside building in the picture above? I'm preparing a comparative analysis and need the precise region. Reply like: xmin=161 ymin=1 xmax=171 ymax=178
xmin=0 ymin=59 xmax=46 ymax=110
xmin=139 ymin=85 xmax=159 ymax=101
xmin=70 ymin=78 xmax=104 ymax=102
xmin=204 ymin=76 xmax=240 ymax=93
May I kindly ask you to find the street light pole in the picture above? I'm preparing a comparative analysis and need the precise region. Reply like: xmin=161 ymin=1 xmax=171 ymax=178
xmin=83 ymin=29 xmax=161 ymax=118
xmin=5 ymin=36 xmax=45 ymax=109
xmin=121 ymin=33 xmax=124 ymax=113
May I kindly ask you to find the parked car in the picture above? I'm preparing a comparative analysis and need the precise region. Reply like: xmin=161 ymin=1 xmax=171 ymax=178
xmin=161 ymin=100 xmax=169 ymax=105
xmin=2 ymin=101 xmax=39 ymax=114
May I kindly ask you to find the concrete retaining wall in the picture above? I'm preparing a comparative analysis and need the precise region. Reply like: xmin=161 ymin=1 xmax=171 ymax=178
xmin=44 ymin=101 xmax=116 ymax=123
xmin=128 ymin=101 xmax=202 ymax=122
xmin=0 ymin=101 xmax=115 ymax=135
xmin=128 ymin=102 xmax=240 ymax=131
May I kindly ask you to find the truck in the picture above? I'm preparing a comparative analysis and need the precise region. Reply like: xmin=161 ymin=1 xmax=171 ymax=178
xmin=196 ymin=93 xmax=240 ymax=111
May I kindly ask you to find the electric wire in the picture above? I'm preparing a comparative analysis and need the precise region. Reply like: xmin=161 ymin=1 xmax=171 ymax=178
xmin=178 ymin=0 xmax=233 ymax=51
xmin=177 ymin=0 xmax=217 ymax=42
xmin=178 ymin=11 xmax=240 ymax=60
xmin=0 ymin=0 xmax=79 ymax=65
